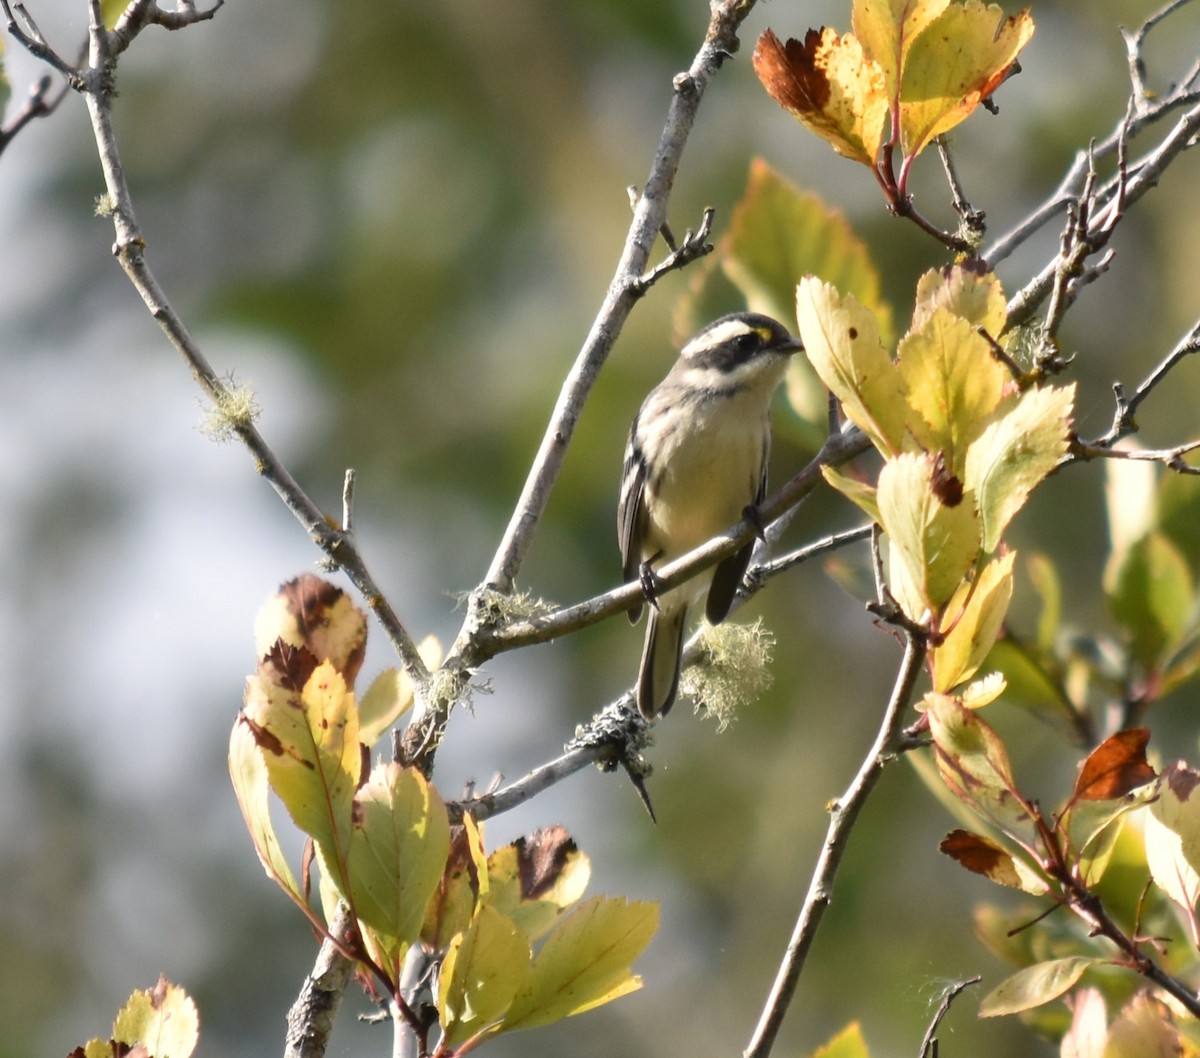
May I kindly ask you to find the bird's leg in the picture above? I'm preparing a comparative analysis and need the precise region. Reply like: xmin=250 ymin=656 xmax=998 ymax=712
xmin=742 ymin=503 xmax=767 ymax=541
xmin=638 ymin=559 xmax=665 ymax=612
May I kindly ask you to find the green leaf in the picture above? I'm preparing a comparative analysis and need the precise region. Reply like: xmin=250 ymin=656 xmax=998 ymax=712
xmin=438 ymin=904 xmax=531 ymax=1047
xmin=1105 ymin=531 xmax=1194 ymax=670
xmin=877 ymin=451 xmax=980 ymax=620
xmin=101 ymin=0 xmax=128 ymax=29
xmin=112 ymin=976 xmax=199 ymax=1058
xmin=821 ymin=464 xmax=880 ymax=524
xmin=896 ymin=308 xmax=1008 ymax=473
xmin=239 ymin=662 xmax=361 ymax=893
xmin=930 ymin=551 xmax=1015 ymax=692
xmin=925 ymin=692 xmax=1037 ymax=841
xmin=228 ymin=716 xmax=302 ymax=904
xmin=806 ymin=1020 xmax=871 ymax=1058
xmin=499 ymin=895 xmax=658 ymax=1032
xmin=0 ymin=39 xmax=9 ymax=119
xmin=965 ymin=383 xmax=1075 ymax=553
xmin=422 ymin=814 xmax=488 ymax=950
xmin=797 ymin=277 xmax=908 ymax=457
xmin=979 ymin=956 xmax=1101 ymax=1017
xmin=347 ymin=763 xmax=451 ymax=969
xmin=724 ymin=159 xmax=893 ymax=345
xmin=1026 ymin=552 xmax=1062 ymax=653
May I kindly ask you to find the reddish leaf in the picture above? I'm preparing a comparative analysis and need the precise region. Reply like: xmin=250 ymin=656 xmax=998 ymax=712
xmin=941 ymin=828 xmax=1009 ymax=875
xmin=1073 ymin=728 xmax=1157 ymax=802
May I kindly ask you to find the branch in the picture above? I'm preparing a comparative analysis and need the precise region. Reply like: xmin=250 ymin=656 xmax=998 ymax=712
xmin=0 ymin=72 xmax=71 ymax=157
xmin=478 ymin=0 xmax=761 ymax=598
xmin=284 ymin=905 xmax=357 ymax=1058
xmin=918 ymin=977 xmax=981 ymax=1058
xmin=743 ymin=631 xmax=928 ymax=1058
xmin=473 ymin=425 xmax=870 ymax=658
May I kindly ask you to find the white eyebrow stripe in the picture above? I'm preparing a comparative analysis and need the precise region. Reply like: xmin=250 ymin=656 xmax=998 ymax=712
xmin=682 ymin=319 xmax=756 ymax=356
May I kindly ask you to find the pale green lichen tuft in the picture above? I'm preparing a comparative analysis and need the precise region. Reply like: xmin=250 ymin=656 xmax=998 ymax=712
xmin=94 ymin=193 xmax=116 ymax=218
xmin=463 ymin=586 xmax=556 ymax=624
xmin=199 ymin=379 xmax=261 ymax=442
xmin=680 ymin=619 xmax=776 ymax=732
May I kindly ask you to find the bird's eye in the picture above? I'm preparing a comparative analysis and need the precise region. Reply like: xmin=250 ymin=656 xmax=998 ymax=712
xmin=735 ymin=332 xmax=759 ymax=353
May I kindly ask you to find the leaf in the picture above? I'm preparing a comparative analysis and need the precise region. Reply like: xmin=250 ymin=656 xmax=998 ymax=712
xmin=228 ymin=716 xmax=302 ymax=904
xmin=487 ymin=826 xmax=593 ymax=943
xmin=797 ymin=278 xmax=908 ymax=457
xmin=965 ymin=383 xmax=1075 ymax=553
xmin=112 ymin=976 xmax=199 ymax=1058
xmin=1105 ymin=531 xmax=1194 ymax=670
xmin=1146 ymin=761 xmax=1200 ymax=944
xmin=1104 ymin=993 xmax=1183 ymax=1058
xmin=358 ymin=634 xmax=441 ymax=748
xmin=100 ymin=0 xmax=128 ymax=30
xmin=423 ymin=815 xmax=489 ymax=950
xmin=254 ymin=574 xmax=367 ymax=689
xmin=877 ymin=452 xmax=980 ymax=620
xmin=347 ymin=763 xmax=451 ymax=968
xmin=1026 ymin=552 xmax=1062 ymax=653
xmin=896 ymin=308 xmax=1009 ymax=473
xmin=723 ymin=159 xmax=893 ymax=345
xmin=1060 ymin=988 xmax=1107 ymax=1058
xmin=0 ymin=39 xmax=9 ymax=119
xmin=752 ymin=28 xmax=888 ymax=167
xmin=925 ymin=692 xmax=1037 ymax=840
xmin=911 ymin=264 xmax=1008 ymax=338
xmin=1072 ymin=729 xmax=1156 ymax=803
xmin=939 ymin=828 xmax=1047 ymax=894
xmin=930 ymin=550 xmax=1015 ymax=692
xmin=240 ymin=662 xmax=361 ymax=893
xmin=821 ymin=464 xmax=881 ymax=524
xmin=438 ymin=904 xmax=531 ymax=1047
xmin=852 ymin=0 xmax=949 ymax=104
xmin=1104 ymin=447 xmax=1160 ymax=561
xmin=979 ymin=957 xmax=1101 ymax=1018
xmin=898 ymin=1 xmax=1035 ymax=158
xmin=807 ymin=1021 xmax=871 ymax=1058
xmin=499 ymin=895 xmax=659 ymax=1032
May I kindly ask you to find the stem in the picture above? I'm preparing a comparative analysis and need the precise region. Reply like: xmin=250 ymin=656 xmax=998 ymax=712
xmin=743 ymin=632 xmax=927 ymax=1058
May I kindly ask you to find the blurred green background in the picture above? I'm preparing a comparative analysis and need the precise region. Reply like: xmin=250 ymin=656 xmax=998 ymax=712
xmin=2 ymin=1 xmax=1199 ymax=1056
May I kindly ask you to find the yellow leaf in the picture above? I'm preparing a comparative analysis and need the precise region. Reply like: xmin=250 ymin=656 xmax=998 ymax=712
xmin=228 ymin=717 xmax=302 ymax=903
xmin=112 ymin=976 xmax=199 ymax=1058
xmin=240 ymin=662 xmax=360 ymax=893
xmin=898 ymin=1 xmax=1035 ymax=157
xmin=853 ymin=0 xmax=950 ymax=102
xmin=348 ymin=763 xmax=451 ymax=970
xmin=930 ymin=551 xmax=1015 ymax=692
xmin=965 ymin=383 xmax=1075 ymax=553
xmin=100 ymin=0 xmax=127 ymax=30
xmin=807 ymin=1020 xmax=872 ymax=1058
xmin=912 ymin=265 xmax=1008 ymax=338
xmin=752 ymin=28 xmax=888 ymax=167
xmin=254 ymin=574 xmax=367 ymax=689
xmin=500 ymin=895 xmax=659 ymax=1032
xmin=797 ymin=277 xmax=908 ymax=457
xmin=438 ymin=904 xmax=531 ymax=1047
xmin=897 ymin=308 xmax=1009 ymax=473
xmin=1105 ymin=993 xmax=1183 ymax=1058
xmin=877 ymin=452 xmax=980 ymax=620
xmin=487 ymin=827 xmax=593 ymax=944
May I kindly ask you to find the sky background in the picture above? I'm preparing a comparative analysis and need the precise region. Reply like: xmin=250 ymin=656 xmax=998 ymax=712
xmin=2 ymin=1 xmax=1200 ymax=1056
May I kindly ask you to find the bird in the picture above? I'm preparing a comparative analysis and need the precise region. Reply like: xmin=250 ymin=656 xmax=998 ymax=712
xmin=618 ymin=311 xmax=802 ymax=718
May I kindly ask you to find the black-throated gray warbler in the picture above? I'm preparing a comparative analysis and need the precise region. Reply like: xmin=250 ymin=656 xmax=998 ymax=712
xmin=618 ymin=312 xmax=802 ymax=718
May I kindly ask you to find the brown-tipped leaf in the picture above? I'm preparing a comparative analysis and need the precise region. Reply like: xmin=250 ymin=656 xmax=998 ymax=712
xmin=1072 ymin=728 xmax=1156 ymax=803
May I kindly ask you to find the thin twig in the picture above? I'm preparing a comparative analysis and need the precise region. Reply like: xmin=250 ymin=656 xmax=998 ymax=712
xmin=918 ymin=977 xmax=981 ymax=1058
xmin=1070 ymin=436 xmax=1200 ymax=474
xmin=744 ymin=631 xmax=928 ymax=1058
xmin=0 ymin=73 xmax=71 ymax=156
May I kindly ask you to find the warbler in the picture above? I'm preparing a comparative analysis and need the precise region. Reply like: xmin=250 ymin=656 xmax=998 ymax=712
xmin=618 ymin=312 xmax=802 ymax=718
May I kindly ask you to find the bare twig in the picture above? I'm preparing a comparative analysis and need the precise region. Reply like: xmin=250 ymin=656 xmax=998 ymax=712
xmin=1070 ymin=436 xmax=1200 ymax=474
xmin=1091 ymin=317 xmax=1200 ymax=446
xmin=0 ymin=0 xmax=82 ymax=79
xmin=744 ymin=523 xmax=875 ymax=587
xmin=0 ymin=72 xmax=71 ymax=157
xmin=284 ymin=905 xmax=357 ymax=1058
xmin=744 ymin=631 xmax=928 ymax=1058
xmin=935 ymin=135 xmax=986 ymax=246
xmin=918 ymin=977 xmax=981 ymax=1058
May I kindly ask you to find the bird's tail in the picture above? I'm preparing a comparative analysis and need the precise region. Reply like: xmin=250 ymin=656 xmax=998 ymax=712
xmin=637 ymin=603 xmax=688 ymax=719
